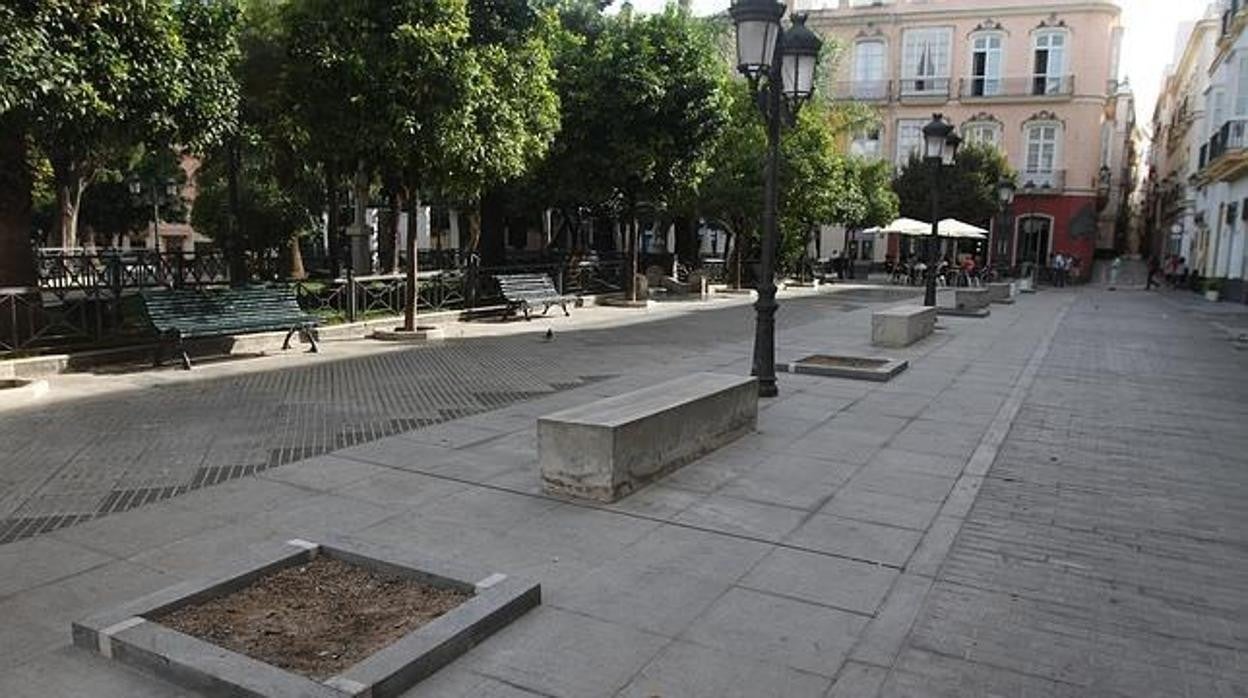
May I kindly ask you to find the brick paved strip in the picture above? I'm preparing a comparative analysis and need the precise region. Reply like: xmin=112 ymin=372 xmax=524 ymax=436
xmin=878 ymin=290 xmax=1248 ymax=697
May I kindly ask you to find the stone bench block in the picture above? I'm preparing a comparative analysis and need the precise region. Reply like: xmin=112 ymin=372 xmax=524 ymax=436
xmin=956 ymin=288 xmax=991 ymax=311
xmin=538 ymin=373 xmax=758 ymax=502
xmin=871 ymin=305 xmax=937 ymax=348
xmin=986 ymin=282 xmax=1016 ymax=304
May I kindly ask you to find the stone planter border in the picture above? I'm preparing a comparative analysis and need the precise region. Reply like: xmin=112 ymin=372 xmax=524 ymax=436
xmin=775 ymin=355 xmax=908 ymax=383
xmin=72 ymin=538 xmax=539 ymax=698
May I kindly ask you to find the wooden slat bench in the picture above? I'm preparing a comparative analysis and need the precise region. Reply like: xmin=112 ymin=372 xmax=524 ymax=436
xmin=140 ymin=287 xmax=320 ymax=369
xmin=495 ymin=273 xmax=574 ymax=321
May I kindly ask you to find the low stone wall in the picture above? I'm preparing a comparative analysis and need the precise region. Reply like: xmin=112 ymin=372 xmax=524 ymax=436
xmin=871 ymin=305 xmax=937 ymax=348
xmin=538 ymin=373 xmax=757 ymax=502
xmin=986 ymin=282 xmax=1016 ymax=304
xmin=956 ymin=288 xmax=991 ymax=311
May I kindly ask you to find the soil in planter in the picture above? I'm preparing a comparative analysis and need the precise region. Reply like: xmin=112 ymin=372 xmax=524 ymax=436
xmin=152 ymin=556 xmax=471 ymax=680
xmin=797 ymin=354 xmax=889 ymax=369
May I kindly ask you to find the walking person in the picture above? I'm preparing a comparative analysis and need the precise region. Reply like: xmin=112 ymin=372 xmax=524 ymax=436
xmin=1109 ymin=255 xmax=1121 ymax=290
xmin=1146 ymin=255 xmax=1161 ymax=290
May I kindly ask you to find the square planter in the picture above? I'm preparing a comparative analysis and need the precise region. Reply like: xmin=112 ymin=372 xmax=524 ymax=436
xmin=73 ymin=538 xmax=539 ymax=698
xmin=776 ymin=354 xmax=908 ymax=382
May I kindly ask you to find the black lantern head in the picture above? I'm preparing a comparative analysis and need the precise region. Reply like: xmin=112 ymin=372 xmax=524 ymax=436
xmin=780 ymin=14 xmax=822 ymax=105
xmin=729 ymin=0 xmax=786 ymax=80
xmin=922 ymin=114 xmax=954 ymax=163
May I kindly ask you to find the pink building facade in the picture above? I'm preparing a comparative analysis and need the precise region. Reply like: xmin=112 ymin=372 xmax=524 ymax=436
xmin=805 ymin=0 xmax=1129 ymax=277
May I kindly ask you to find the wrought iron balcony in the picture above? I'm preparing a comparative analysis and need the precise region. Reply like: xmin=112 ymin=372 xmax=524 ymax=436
xmin=897 ymin=78 xmax=951 ymax=101
xmin=1017 ymin=170 xmax=1066 ymax=193
xmin=958 ymin=76 xmax=1075 ymax=100
xmin=1202 ymin=118 xmax=1248 ymax=181
xmin=1207 ymin=118 xmax=1248 ymax=162
xmin=829 ymin=80 xmax=892 ymax=102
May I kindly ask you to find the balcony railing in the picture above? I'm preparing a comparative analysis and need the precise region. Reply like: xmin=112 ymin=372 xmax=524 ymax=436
xmin=1018 ymin=170 xmax=1066 ymax=192
xmin=1206 ymin=118 xmax=1248 ymax=165
xmin=829 ymin=80 xmax=892 ymax=102
xmin=898 ymin=78 xmax=951 ymax=100
xmin=957 ymin=75 xmax=1075 ymax=99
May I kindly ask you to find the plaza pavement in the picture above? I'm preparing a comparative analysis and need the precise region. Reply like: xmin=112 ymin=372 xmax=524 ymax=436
xmin=0 ymin=282 xmax=1245 ymax=696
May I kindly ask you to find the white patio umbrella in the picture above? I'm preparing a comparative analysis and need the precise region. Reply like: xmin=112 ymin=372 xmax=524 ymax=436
xmin=936 ymin=218 xmax=988 ymax=239
xmin=865 ymin=217 xmax=931 ymax=236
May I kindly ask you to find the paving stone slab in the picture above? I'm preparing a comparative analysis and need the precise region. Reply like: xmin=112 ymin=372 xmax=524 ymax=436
xmin=785 ymin=514 xmax=923 ymax=568
xmin=739 ymin=548 xmax=897 ymax=615
xmin=680 ymin=586 xmax=868 ymax=678
xmin=618 ymin=640 xmax=832 ymax=698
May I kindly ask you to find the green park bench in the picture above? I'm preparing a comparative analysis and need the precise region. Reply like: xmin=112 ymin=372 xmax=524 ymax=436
xmin=495 ymin=273 xmax=574 ymax=321
xmin=140 ymin=287 xmax=320 ymax=370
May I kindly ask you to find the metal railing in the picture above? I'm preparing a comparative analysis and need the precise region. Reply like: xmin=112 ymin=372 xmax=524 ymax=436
xmin=958 ymin=75 xmax=1075 ymax=99
xmin=829 ymin=80 xmax=892 ymax=102
xmin=1018 ymin=169 xmax=1067 ymax=192
xmin=1206 ymin=118 xmax=1248 ymax=165
xmin=898 ymin=78 xmax=951 ymax=100
xmin=3 ymin=248 xmax=682 ymax=352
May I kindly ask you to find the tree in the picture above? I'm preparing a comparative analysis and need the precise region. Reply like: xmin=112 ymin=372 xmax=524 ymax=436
xmin=529 ymin=5 xmax=730 ymax=291
xmin=892 ymin=141 xmax=1012 ymax=227
xmin=445 ymin=0 xmax=561 ymax=265
xmin=0 ymin=0 xmax=240 ymax=289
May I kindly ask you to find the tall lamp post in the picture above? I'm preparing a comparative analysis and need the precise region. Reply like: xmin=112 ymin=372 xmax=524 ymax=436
xmin=129 ymin=178 xmax=180 ymax=251
xmin=728 ymin=0 xmax=822 ymax=398
xmin=993 ymin=177 xmax=1016 ymax=270
xmin=921 ymin=114 xmax=961 ymax=307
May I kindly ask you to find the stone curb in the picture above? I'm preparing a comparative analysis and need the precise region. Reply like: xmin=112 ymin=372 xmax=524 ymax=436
xmin=73 ymin=537 xmax=540 ymax=698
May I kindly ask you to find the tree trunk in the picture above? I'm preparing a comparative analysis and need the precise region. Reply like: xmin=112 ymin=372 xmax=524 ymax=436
xmin=380 ymin=187 xmax=401 ymax=274
xmin=466 ymin=206 xmax=482 ymax=254
xmin=479 ymin=188 xmax=506 ymax=266
xmin=287 ymin=237 xmax=306 ymax=280
xmin=225 ymin=138 xmax=248 ymax=284
xmin=50 ymin=160 xmax=86 ymax=249
xmin=326 ymin=160 xmax=341 ymax=278
xmin=404 ymin=189 xmax=421 ymax=331
xmin=0 ymin=117 xmax=37 ymax=288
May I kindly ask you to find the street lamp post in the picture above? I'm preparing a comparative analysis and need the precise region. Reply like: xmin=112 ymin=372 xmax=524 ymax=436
xmin=129 ymin=178 xmax=180 ymax=250
xmin=921 ymin=114 xmax=961 ymax=307
xmin=729 ymin=0 xmax=822 ymax=398
xmin=994 ymin=177 xmax=1016 ymax=270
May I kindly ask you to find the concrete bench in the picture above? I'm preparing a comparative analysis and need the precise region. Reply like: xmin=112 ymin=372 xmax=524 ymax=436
xmin=986 ymin=282 xmax=1016 ymax=304
xmin=872 ymin=305 xmax=937 ymax=348
xmin=956 ymin=288 xmax=990 ymax=311
xmin=538 ymin=373 xmax=757 ymax=502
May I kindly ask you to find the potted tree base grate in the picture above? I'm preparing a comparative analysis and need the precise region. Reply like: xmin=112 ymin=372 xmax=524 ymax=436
xmin=72 ymin=538 xmax=539 ymax=698
xmin=775 ymin=354 xmax=908 ymax=382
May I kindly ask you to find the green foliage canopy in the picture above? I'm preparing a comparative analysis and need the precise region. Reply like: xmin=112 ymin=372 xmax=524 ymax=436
xmin=892 ymin=141 xmax=1013 ymax=227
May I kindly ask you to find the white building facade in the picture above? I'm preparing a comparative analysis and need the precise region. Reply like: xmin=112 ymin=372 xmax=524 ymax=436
xmin=1192 ymin=0 xmax=1248 ymax=302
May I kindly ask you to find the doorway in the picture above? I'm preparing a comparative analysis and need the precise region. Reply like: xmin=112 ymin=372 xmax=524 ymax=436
xmin=1017 ymin=215 xmax=1052 ymax=269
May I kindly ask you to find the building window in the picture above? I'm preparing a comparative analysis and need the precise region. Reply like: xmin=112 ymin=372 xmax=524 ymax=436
xmin=1032 ymin=30 xmax=1067 ymax=95
xmin=851 ymin=125 xmax=882 ymax=159
xmin=963 ymin=121 xmax=1001 ymax=149
xmin=1024 ymin=122 xmax=1061 ymax=187
xmin=896 ymin=119 xmax=925 ymax=165
xmin=1100 ymin=122 xmax=1113 ymax=168
xmin=902 ymin=27 xmax=952 ymax=95
xmin=853 ymin=40 xmax=887 ymax=99
xmin=1237 ymin=55 xmax=1248 ymax=115
xmin=969 ymin=32 xmax=1004 ymax=97
xmin=1213 ymin=88 xmax=1228 ymax=132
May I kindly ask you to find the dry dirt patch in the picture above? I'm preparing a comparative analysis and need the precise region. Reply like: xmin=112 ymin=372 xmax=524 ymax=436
xmin=153 ymin=556 xmax=470 ymax=680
